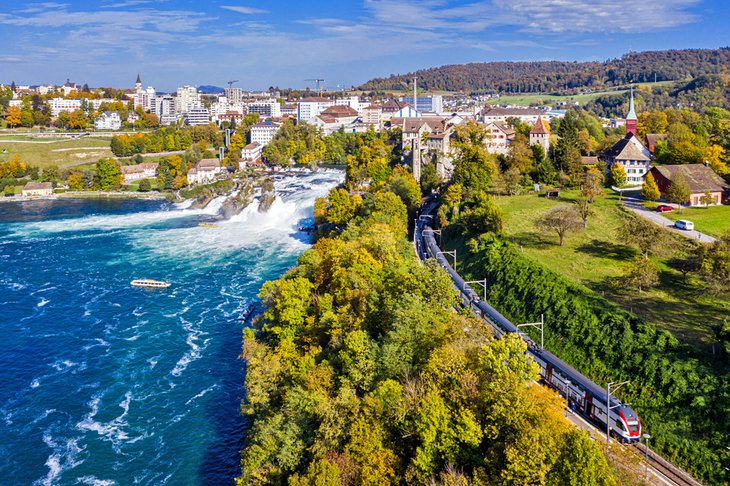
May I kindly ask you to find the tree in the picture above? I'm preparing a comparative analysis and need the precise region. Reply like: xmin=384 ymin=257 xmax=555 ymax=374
xmin=575 ymin=195 xmax=592 ymax=228
xmin=95 ymin=158 xmax=122 ymax=191
xmin=553 ymin=110 xmax=582 ymax=183
xmin=55 ymin=111 xmax=70 ymax=129
xmin=623 ymin=256 xmax=660 ymax=292
xmin=535 ymin=206 xmax=583 ymax=246
xmin=420 ymin=163 xmax=439 ymax=194
xmin=696 ymin=231 xmax=730 ymax=294
xmin=617 ymin=213 xmax=666 ymax=260
xmin=506 ymin=133 xmax=534 ymax=173
xmin=138 ymin=179 xmax=152 ymax=192
xmin=666 ymin=171 xmax=691 ymax=212
xmin=67 ymin=172 xmax=83 ymax=191
xmin=609 ymin=163 xmax=627 ymax=187
xmin=700 ymin=191 xmax=715 ymax=208
xmin=68 ymin=110 xmax=88 ymax=130
xmin=6 ymin=106 xmax=21 ymax=127
xmin=580 ymin=167 xmax=604 ymax=203
xmin=641 ymin=172 xmax=661 ymax=201
xmin=704 ymin=144 xmax=729 ymax=176
xmin=451 ymin=121 xmax=497 ymax=192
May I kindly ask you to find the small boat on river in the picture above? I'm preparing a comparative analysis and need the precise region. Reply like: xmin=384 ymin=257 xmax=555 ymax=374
xmin=198 ymin=223 xmax=218 ymax=228
xmin=131 ymin=279 xmax=171 ymax=289
xmin=238 ymin=303 xmax=256 ymax=322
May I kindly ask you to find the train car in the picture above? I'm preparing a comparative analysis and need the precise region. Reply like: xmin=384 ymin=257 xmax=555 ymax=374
xmin=420 ymin=221 xmax=642 ymax=443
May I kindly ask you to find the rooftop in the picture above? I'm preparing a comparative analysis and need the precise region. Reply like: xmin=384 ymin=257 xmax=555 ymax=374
xmin=652 ymin=164 xmax=730 ymax=193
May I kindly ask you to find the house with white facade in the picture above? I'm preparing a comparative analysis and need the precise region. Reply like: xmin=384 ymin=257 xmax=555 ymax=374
xmin=250 ymin=122 xmax=282 ymax=146
xmin=187 ymin=159 xmax=223 ymax=185
xmin=50 ymin=98 xmax=82 ymax=117
xmin=604 ymin=132 xmax=652 ymax=185
xmin=479 ymin=107 xmax=545 ymax=125
xmin=310 ymin=105 xmax=359 ymax=135
xmin=483 ymin=121 xmax=515 ymax=155
xmin=22 ymin=182 xmax=53 ymax=197
xmin=94 ymin=111 xmax=122 ymax=131
xmin=121 ymin=163 xmax=158 ymax=184
xmin=241 ymin=142 xmax=262 ymax=163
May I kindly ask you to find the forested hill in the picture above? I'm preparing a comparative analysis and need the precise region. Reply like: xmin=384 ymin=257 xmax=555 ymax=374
xmin=359 ymin=48 xmax=730 ymax=93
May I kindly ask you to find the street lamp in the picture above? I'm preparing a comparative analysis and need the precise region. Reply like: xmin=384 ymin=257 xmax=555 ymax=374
xmin=606 ymin=381 xmax=629 ymax=445
xmin=643 ymin=433 xmax=652 ymax=481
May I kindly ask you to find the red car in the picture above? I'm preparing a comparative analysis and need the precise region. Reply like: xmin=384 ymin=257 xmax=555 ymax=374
xmin=656 ymin=205 xmax=674 ymax=212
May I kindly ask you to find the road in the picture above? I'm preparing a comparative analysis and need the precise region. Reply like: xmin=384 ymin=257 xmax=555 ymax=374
xmin=622 ymin=196 xmax=717 ymax=243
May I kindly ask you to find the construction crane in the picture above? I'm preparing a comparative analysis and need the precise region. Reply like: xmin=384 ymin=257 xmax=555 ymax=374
xmin=305 ymin=78 xmax=325 ymax=95
xmin=227 ymin=80 xmax=239 ymax=89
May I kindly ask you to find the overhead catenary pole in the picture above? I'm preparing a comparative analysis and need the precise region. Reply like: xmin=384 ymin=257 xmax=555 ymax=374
xmin=517 ymin=314 xmax=544 ymax=349
xmin=606 ymin=381 xmax=630 ymax=444
xmin=413 ymin=76 xmax=418 ymax=117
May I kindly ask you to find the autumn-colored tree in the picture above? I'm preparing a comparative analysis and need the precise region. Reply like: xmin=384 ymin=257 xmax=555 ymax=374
xmin=623 ymin=256 xmax=660 ymax=292
xmin=580 ymin=167 xmax=604 ymax=203
xmin=641 ymin=171 xmax=661 ymax=201
xmin=609 ymin=163 xmax=627 ymax=187
xmin=618 ymin=213 xmax=666 ymax=260
xmin=68 ymin=110 xmax=89 ymax=130
xmin=704 ymin=144 xmax=729 ymax=175
xmin=6 ymin=106 xmax=21 ymax=127
xmin=67 ymin=171 xmax=83 ymax=191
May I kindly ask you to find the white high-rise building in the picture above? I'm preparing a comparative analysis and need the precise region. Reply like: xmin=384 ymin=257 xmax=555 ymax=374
xmin=248 ymin=99 xmax=281 ymax=118
xmin=175 ymin=86 xmax=200 ymax=114
xmin=250 ymin=122 xmax=282 ymax=146
xmin=184 ymin=106 xmax=210 ymax=126
xmin=297 ymin=97 xmax=334 ymax=122
xmin=50 ymin=98 xmax=82 ymax=116
xmin=224 ymin=87 xmax=242 ymax=105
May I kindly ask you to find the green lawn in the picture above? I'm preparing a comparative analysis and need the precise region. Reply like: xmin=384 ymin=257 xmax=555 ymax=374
xmin=489 ymin=190 xmax=728 ymax=350
xmin=660 ymin=205 xmax=730 ymax=238
xmin=0 ymin=137 xmax=113 ymax=168
xmin=486 ymin=81 xmax=676 ymax=107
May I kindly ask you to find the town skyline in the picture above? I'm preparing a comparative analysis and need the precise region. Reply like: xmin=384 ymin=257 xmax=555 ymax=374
xmin=0 ymin=0 xmax=726 ymax=91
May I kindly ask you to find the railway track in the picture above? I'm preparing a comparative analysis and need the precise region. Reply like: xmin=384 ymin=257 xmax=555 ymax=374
xmin=634 ymin=442 xmax=703 ymax=486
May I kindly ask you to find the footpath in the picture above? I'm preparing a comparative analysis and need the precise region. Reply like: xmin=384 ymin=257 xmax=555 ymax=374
xmin=621 ymin=196 xmax=717 ymax=244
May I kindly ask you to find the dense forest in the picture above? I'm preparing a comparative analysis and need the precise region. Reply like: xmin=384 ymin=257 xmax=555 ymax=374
xmin=360 ymin=48 xmax=730 ymax=94
xmin=238 ymin=135 xmax=627 ymax=485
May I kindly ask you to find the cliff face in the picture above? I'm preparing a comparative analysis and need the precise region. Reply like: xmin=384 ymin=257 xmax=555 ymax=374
xmin=220 ymin=181 xmax=255 ymax=219
xmin=258 ymin=177 xmax=276 ymax=213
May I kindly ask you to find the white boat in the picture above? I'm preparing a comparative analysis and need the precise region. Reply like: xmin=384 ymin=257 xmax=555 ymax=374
xmin=131 ymin=279 xmax=171 ymax=289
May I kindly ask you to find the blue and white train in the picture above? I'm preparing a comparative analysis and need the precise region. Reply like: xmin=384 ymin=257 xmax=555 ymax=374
xmin=418 ymin=214 xmax=642 ymax=443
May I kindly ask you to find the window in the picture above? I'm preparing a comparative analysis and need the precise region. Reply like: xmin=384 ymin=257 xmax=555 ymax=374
xmin=615 ymin=419 xmax=625 ymax=431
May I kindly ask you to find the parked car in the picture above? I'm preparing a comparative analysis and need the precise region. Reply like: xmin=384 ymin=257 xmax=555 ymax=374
xmin=674 ymin=220 xmax=695 ymax=231
xmin=656 ymin=204 xmax=674 ymax=212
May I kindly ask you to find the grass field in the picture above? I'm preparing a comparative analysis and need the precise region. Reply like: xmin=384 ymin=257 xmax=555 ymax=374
xmin=487 ymin=190 xmax=728 ymax=350
xmin=0 ymin=137 xmax=113 ymax=168
xmin=486 ymin=81 xmax=676 ymax=107
xmin=660 ymin=205 xmax=730 ymax=238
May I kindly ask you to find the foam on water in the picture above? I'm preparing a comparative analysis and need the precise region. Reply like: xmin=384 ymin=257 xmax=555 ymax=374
xmin=1 ymin=169 xmax=344 ymax=485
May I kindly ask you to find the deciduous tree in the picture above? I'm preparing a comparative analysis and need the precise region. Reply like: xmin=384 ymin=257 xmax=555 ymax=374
xmin=618 ymin=213 xmax=666 ymax=260
xmin=666 ymin=171 xmax=691 ymax=212
xmin=609 ymin=163 xmax=627 ymax=187
xmin=535 ymin=205 xmax=583 ymax=246
xmin=641 ymin=172 xmax=661 ymax=201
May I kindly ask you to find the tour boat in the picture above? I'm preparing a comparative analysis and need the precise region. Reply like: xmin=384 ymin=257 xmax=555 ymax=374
xmin=131 ymin=279 xmax=171 ymax=289
xmin=238 ymin=303 xmax=256 ymax=322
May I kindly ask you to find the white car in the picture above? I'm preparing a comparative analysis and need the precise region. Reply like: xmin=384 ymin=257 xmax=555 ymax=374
xmin=674 ymin=220 xmax=695 ymax=231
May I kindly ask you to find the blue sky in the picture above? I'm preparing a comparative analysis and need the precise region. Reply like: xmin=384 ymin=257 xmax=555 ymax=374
xmin=0 ymin=0 xmax=727 ymax=91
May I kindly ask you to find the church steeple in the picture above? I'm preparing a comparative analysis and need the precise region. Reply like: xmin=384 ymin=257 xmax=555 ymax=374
xmin=136 ymin=74 xmax=142 ymax=86
xmin=625 ymin=87 xmax=637 ymax=136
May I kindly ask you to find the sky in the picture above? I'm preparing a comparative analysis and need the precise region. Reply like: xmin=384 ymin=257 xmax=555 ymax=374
xmin=0 ymin=0 xmax=727 ymax=91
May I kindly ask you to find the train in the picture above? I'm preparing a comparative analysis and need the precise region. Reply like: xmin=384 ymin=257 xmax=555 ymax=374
xmin=417 ymin=212 xmax=642 ymax=443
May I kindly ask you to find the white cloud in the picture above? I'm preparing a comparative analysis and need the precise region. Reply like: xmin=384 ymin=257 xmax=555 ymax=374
xmin=221 ymin=5 xmax=269 ymax=15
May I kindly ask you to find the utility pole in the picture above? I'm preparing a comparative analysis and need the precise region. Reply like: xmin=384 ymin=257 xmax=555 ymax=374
xmin=606 ymin=381 xmax=629 ymax=444
xmin=643 ymin=433 xmax=652 ymax=481
xmin=465 ymin=279 xmax=487 ymax=301
xmin=413 ymin=76 xmax=418 ymax=116
xmin=437 ymin=250 xmax=456 ymax=271
xmin=517 ymin=314 xmax=544 ymax=349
